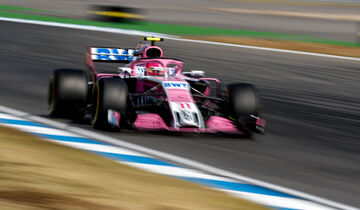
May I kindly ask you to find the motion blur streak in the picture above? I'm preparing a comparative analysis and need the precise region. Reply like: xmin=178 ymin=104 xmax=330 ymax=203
xmin=1 ymin=16 xmax=360 ymax=61
xmin=0 ymin=17 xmax=171 ymax=38
xmin=0 ymin=18 xmax=359 ymax=209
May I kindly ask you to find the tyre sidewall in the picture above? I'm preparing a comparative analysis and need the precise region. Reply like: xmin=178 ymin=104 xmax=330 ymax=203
xmin=91 ymin=78 xmax=128 ymax=130
xmin=226 ymin=83 xmax=261 ymax=117
xmin=48 ymin=69 xmax=88 ymax=118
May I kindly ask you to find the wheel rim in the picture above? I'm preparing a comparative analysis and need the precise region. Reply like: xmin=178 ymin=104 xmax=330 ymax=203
xmin=48 ymin=79 xmax=56 ymax=113
xmin=91 ymin=85 xmax=100 ymax=125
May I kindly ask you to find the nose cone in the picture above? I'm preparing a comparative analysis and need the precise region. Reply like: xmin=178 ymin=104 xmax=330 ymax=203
xmin=178 ymin=110 xmax=198 ymax=128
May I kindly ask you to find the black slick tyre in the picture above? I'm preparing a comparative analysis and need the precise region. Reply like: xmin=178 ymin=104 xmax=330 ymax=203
xmin=48 ymin=69 xmax=88 ymax=119
xmin=91 ymin=78 xmax=128 ymax=130
xmin=226 ymin=83 xmax=262 ymax=133
xmin=226 ymin=83 xmax=261 ymax=117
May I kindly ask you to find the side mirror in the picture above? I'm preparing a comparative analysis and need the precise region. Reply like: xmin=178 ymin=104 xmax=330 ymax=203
xmin=118 ymin=67 xmax=132 ymax=74
xmin=190 ymin=70 xmax=205 ymax=77
xmin=182 ymin=70 xmax=205 ymax=78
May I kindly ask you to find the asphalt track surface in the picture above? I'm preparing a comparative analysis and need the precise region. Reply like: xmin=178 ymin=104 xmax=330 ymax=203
xmin=0 ymin=21 xmax=360 ymax=208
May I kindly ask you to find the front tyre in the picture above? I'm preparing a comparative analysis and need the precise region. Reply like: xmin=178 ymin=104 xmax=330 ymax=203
xmin=91 ymin=78 xmax=128 ymax=130
xmin=226 ymin=83 xmax=262 ymax=132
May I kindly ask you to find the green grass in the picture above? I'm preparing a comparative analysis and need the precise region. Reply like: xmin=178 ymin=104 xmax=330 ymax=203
xmin=0 ymin=5 xmax=359 ymax=48
xmin=0 ymin=4 xmax=48 ymax=12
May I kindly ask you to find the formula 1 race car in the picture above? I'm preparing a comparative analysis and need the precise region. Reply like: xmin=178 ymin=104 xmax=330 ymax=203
xmin=48 ymin=37 xmax=265 ymax=135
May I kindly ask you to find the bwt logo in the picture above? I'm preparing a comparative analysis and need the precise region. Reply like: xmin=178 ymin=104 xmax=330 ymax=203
xmin=96 ymin=48 xmax=133 ymax=55
xmin=92 ymin=48 xmax=135 ymax=61
xmin=163 ymin=82 xmax=188 ymax=88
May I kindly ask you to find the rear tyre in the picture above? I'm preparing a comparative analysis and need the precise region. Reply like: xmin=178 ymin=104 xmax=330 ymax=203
xmin=48 ymin=69 xmax=88 ymax=119
xmin=91 ymin=78 xmax=128 ymax=130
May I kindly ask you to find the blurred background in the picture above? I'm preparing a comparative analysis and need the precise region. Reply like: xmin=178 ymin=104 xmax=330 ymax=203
xmin=1 ymin=0 xmax=360 ymax=57
xmin=1 ymin=0 xmax=360 ymax=41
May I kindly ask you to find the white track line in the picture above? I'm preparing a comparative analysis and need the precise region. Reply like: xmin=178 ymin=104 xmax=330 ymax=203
xmin=0 ymin=17 xmax=360 ymax=62
xmin=122 ymin=162 xmax=235 ymax=182
xmin=0 ymin=112 xmax=28 ymax=120
xmin=0 ymin=17 xmax=172 ymax=38
xmin=0 ymin=105 xmax=357 ymax=210
xmin=1 ymin=124 xmax=81 ymax=137
xmin=225 ymin=190 xmax=337 ymax=210
xmin=51 ymin=140 xmax=149 ymax=157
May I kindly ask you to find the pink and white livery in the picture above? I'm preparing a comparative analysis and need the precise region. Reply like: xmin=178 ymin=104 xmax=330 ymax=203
xmin=48 ymin=37 xmax=265 ymax=135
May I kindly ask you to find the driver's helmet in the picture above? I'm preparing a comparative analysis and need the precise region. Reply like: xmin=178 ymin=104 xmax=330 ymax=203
xmin=146 ymin=62 xmax=165 ymax=76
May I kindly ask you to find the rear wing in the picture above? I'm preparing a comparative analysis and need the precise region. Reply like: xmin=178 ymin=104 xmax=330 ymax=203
xmin=87 ymin=46 xmax=139 ymax=63
xmin=143 ymin=37 xmax=163 ymax=46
